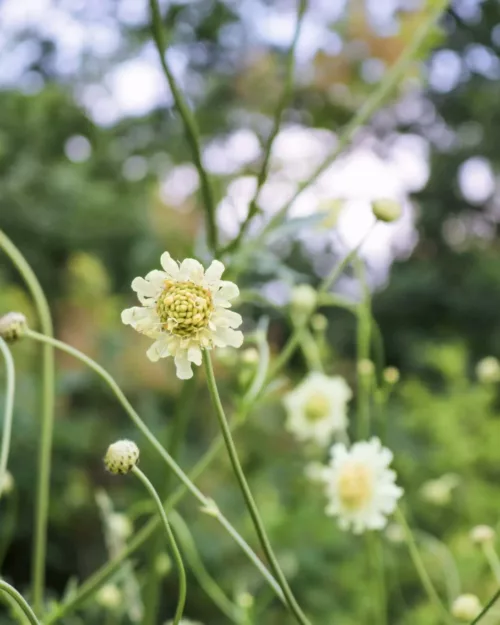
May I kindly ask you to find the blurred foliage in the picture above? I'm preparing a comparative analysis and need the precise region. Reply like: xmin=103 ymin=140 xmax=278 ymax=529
xmin=2 ymin=0 xmax=500 ymax=624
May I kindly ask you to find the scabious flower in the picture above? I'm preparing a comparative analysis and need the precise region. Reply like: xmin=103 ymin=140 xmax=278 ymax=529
xmin=283 ymin=372 xmax=352 ymax=445
xmin=321 ymin=438 xmax=403 ymax=533
xmin=121 ymin=254 xmax=243 ymax=379
xmin=0 ymin=312 xmax=27 ymax=343
xmin=451 ymin=594 xmax=482 ymax=621
xmin=470 ymin=525 xmax=495 ymax=545
xmin=104 ymin=440 xmax=139 ymax=475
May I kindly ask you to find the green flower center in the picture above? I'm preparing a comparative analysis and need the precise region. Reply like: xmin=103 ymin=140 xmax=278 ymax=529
xmin=156 ymin=280 xmax=214 ymax=337
xmin=304 ymin=394 xmax=330 ymax=422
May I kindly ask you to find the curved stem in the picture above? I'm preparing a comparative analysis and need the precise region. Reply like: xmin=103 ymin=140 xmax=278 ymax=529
xmin=223 ymin=0 xmax=308 ymax=254
xmin=148 ymin=0 xmax=218 ymax=254
xmin=0 ymin=230 xmax=55 ymax=615
xmin=470 ymin=588 xmax=500 ymax=625
xmin=25 ymin=330 xmax=284 ymax=612
xmin=0 ymin=338 xmax=15 ymax=501
xmin=260 ymin=0 xmax=449 ymax=237
xmin=482 ymin=543 xmax=500 ymax=585
xmin=0 ymin=580 xmax=41 ymax=625
xmin=131 ymin=466 xmax=186 ymax=625
xmin=203 ymin=350 xmax=312 ymax=625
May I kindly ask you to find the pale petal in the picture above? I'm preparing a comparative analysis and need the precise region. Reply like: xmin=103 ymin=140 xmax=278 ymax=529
xmin=188 ymin=345 xmax=203 ymax=366
xmin=215 ymin=280 xmax=239 ymax=301
xmin=121 ymin=306 xmax=151 ymax=327
xmin=160 ymin=252 xmax=180 ymax=278
xmin=146 ymin=339 xmax=170 ymax=362
xmin=213 ymin=327 xmax=244 ymax=348
xmin=203 ymin=260 xmax=225 ymax=286
xmin=145 ymin=269 xmax=167 ymax=289
xmin=132 ymin=277 xmax=158 ymax=298
xmin=213 ymin=309 xmax=242 ymax=329
xmin=175 ymin=352 xmax=194 ymax=379
xmin=178 ymin=258 xmax=205 ymax=283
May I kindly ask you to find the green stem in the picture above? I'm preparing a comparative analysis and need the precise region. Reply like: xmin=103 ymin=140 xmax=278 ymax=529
xmin=25 ymin=330 xmax=284 ymax=615
xmin=0 ymin=580 xmax=41 ymax=625
xmin=470 ymin=587 xmax=500 ymax=624
xmin=299 ymin=328 xmax=324 ymax=372
xmin=202 ymin=350 xmax=311 ymax=625
xmin=260 ymin=0 xmax=449 ymax=237
xmin=0 ymin=338 xmax=15 ymax=501
xmin=368 ymin=533 xmax=386 ymax=625
xmin=396 ymin=508 xmax=452 ymax=623
xmin=170 ymin=510 xmax=243 ymax=623
xmin=0 ymin=230 xmax=55 ymax=615
xmin=223 ymin=0 xmax=308 ymax=254
xmin=131 ymin=466 xmax=186 ymax=625
xmin=482 ymin=543 xmax=500 ymax=585
xmin=355 ymin=258 xmax=372 ymax=440
xmin=148 ymin=0 xmax=218 ymax=254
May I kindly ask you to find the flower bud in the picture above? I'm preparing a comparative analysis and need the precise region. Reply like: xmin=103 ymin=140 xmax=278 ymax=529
xmin=0 ymin=312 xmax=28 ymax=343
xmin=0 ymin=470 xmax=14 ymax=496
xmin=290 ymin=285 xmax=317 ymax=316
xmin=104 ymin=440 xmax=139 ymax=475
xmin=241 ymin=347 xmax=259 ymax=365
xmin=470 ymin=525 xmax=495 ymax=545
xmin=96 ymin=584 xmax=122 ymax=611
xmin=383 ymin=366 xmax=400 ymax=385
xmin=372 ymin=199 xmax=402 ymax=223
xmin=451 ymin=594 xmax=482 ymax=621
xmin=476 ymin=356 xmax=500 ymax=384
xmin=311 ymin=314 xmax=328 ymax=332
xmin=237 ymin=591 xmax=254 ymax=609
xmin=109 ymin=513 xmax=133 ymax=540
xmin=357 ymin=359 xmax=374 ymax=377
xmin=155 ymin=552 xmax=172 ymax=576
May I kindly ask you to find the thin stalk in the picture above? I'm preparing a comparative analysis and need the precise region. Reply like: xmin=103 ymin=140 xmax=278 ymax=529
xmin=470 ymin=588 xmax=500 ymax=624
xmin=355 ymin=258 xmax=372 ymax=440
xmin=148 ymin=0 xmax=218 ymax=254
xmin=260 ymin=0 xmax=449 ymax=237
xmin=170 ymin=510 xmax=243 ymax=623
xmin=203 ymin=350 xmax=312 ymax=625
xmin=482 ymin=543 xmax=500 ymax=585
xmin=0 ymin=230 xmax=55 ymax=615
xmin=0 ymin=338 xmax=15 ymax=500
xmin=396 ymin=508 xmax=452 ymax=623
xmin=367 ymin=533 xmax=386 ymax=625
xmin=299 ymin=328 xmax=324 ymax=372
xmin=25 ymin=330 xmax=284 ymax=614
xmin=131 ymin=466 xmax=186 ymax=625
xmin=223 ymin=0 xmax=308 ymax=254
xmin=0 ymin=580 xmax=41 ymax=625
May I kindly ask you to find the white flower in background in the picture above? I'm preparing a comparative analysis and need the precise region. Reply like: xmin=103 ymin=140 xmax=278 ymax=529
xmin=108 ymin=513 xmax=133 ymax=541
xmin=96 ymin=584 xmax=122 ymax=611
xmin=451 ymin=594 xmax=482 ymax=621
xmin=470 ymin=525 xmax=495 ymax=545
xmin=476 ymin=356 xmax=500 ymax=384
xmin=121 ymin=253 xmax=243 ymax=379
xmin=419 ymin=473 xmax=460 ymax=506
xmin=322 ymin=438 xmax=403 ymax=533
xmin=0 ymin=470 xmax=14 ymax=496
xmin=290 ymin=284 xmax=317 ymax=316
xmin=283 ymin=372 xmax=352 ymax=445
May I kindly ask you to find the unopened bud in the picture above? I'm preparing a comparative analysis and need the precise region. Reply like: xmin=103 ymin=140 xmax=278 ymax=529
xmin=241 ymin=348 xmax=259 ymax=365
xmin=96 ymin=584 xmax=122 ymax=610
xmin=311 ymin=314 xmax=328 ymax=332
xmin=357 ymin=359 xmax=374 ymax=377
xmin=372 ymin=199 xmax=402 ymax=223
xmin=0 ymin=470 xmax=14 ymax=496
xmin=0 ymin=312 xmax=27 ymax=343
xmin=104 ymin=440 xmax=139 ymax=475
xmin=476 ymin=356 xmax=500 ymax=384
xmin=155 ymin=552 xmax=172 ymax=576
xmin=470 ymin=525 xmax=495 ymax=545
xmin=383 ymin=366 xmax=400 ymax=385
xmin=237 ymin=591 xmax=254 ymax=609
xmin=451 ymin=594 xmax=482 ymax=621
xmin=109 ymin=513 xmax=133 ymax=540
xmin=290 ymin=285 xmax=317 ymax=316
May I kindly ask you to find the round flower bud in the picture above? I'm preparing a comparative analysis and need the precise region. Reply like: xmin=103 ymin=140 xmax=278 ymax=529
xmin=96 ymin=584 xmax=122 ymax=610
xmin=241 ymin=347 xmax=259 ymax=365
xmin=104 ymin=440 xmax=139 ymax=475
xmin=311 ymin=314 xmax=328 ymax=332
xmin=470 ymin=525 xmax=495 ymax=545
xmin=451 ymin=594 xmax=482 ymax=621
xmin=290 ymin=284 xmax=317 ymax=316
xmin=237 ymin=591 xmax=254 ymax=609
xmin=357 ymin=359 xmax=374 ymax=377
xmin=109 ymin=513 xmax=133 ymax=540
xmin=476 ymin=356 xmax=500 ymax=384
xmin=155 ymin=552 xmax=172 ymax=576
xmin=383 ymin=366 xmax=400 ymax=385
xmin=372 ymin=199 xmax=402 ymax=223
xmin=0 ymin=470 xmax=14 ymax=496
xmin=0 ymin=312 xmax=28 ymax=343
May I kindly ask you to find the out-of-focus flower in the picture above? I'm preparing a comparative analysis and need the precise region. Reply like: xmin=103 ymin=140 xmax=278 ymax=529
xmin=96 ymin=584 xmax=122 ymax=611
xmin=290 ymin=284 xmax=317 ymax=317
xmin=383 ymin=367 xmax=400 ymax=385
xmin=451 ymin=594 xmax=482 ymax=621
xmin=0 ymin=470 xmax=14 ymax=496
xmin=311 ymin=314 xmax=328 ymax=332
xmin=385 ymin=522 xmax=405 ymax=544
xmin=0 ymin=312 xmax=27 ymax=343
xmin=371 ymin=199 xmax=402 ymax=223
xmin=104 ymin=440 xmax=139 ymax=475
xmin=470 ymin=525 xmax=495 ymax=545
xmin=122 ymin=253 xmax=243 ymax=379
xmin=476 ymin=356 xmax=500 ymax=384
xmin=155 ymin=552 xmax=172 ymax=576
xmin=317 ymin=198 xmax=344 ymax=229
xmin=108 ymin=513 xmax=133 ymax=541
xmin=283 ymin=372 xmax=352 ymax=445
xmin=322 ymin=438 xmax=403 ymax=533
xmin=165 ymin=620 xmax=203 ymax=625
xmin=241 ymin=347 xmax=259 ymax=365
xmin=357 ymin=359 xmax=374 ymax=377
xmin=419 ymin=473 xmax=460 ymax=506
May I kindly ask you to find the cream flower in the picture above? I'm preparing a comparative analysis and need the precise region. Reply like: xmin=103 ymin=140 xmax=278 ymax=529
xmin=283 ymin=372 xmax=352 ymax=445
xmin=321 ymin=438 xmax=403 ymax=533
xmin=451 ymin=594 xmax=482 ymax=621
xmin=121 ymin=253 xmax=243 ymax=379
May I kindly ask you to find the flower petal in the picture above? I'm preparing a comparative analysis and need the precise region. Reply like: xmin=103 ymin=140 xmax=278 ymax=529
xmin=178 ymin=258 xmax=205 ymax=283
xmin=213 ymin=327 xmax=244 ymax=348
xmin=175 ymin=352 xmax=194 ymax=379
xmin=145 ymin=269 xmax=167 ymax=290
xmin=204 ymin=260 xmax=225 ymax=287
xmin=213 ymin=309 xmax=242 ymax=329
xmin=160 ymin=252 xmax=180 ymax=278
xmin=132 ymin=277 xmax=158 ymax=298
xmin=146 ymin=339 xmax=170 ymax=362
xmin=215 ymin=280 xmax=239 ymax=302
xmin=188 ymin=344 xmax=203 ymax=366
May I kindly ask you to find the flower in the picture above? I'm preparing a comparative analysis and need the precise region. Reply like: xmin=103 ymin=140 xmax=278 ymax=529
xmin=0 ymin=312 xmax=27 ymax=343
xmin=371 ymin=199 xmax=402 ymax=223
xmin=383 ymin=366 xmax=400 ymax=385
xmin=96 ymin=584 xmax=122 ymax=610
xmin=283 ymin=372 xmax=352 ymax=445
xmin=470 ymin=525 xmax=495 ymax=545
xmin=108 ymin=513 xmax=133 ymax=540
xmin=419 ymin=473 xmax=460 ymax=506
xmin=121 ymin=254 xmax=243 ymax=379
xmin=290 ymin=284 xmax=317 ymax=316
xmin=321 ymin=438 xmax=403 ymax=533
xmin=476 ymin=356 xmax=500 ymax=384
xmin=451 ymin=594 xmax=482 ymax=621
xmin=104 ymin=440 xmax=139 ymax=475
xmin=0 ymin=470 xmax=14 ymax=496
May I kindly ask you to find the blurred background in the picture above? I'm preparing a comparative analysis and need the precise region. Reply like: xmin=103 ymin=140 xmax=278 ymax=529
xmin=2 ymin=0 xmax=500 ymax=623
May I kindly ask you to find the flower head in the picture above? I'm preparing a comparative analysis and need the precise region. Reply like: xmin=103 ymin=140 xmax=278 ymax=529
xmin=121 ymin=254 xmax=243 ymax=379
xmin=476 ymin=356 xmax=500 ymax=384
xmin=290 ymin=284 xmax=317 ymax=316
xmin=470 ymin=525 xmax=495 ymax=545
xmin=104 ymin=440 xmax=139 ymax=475
xmin=283 ymin=372 xmax=352 ymax=446
xmin=0 ymin=312 xmax=27 ymax=343
xmin=321 ymin=438 xmax=403 ymax=533
xmin=96 ymin=584 xmax=122 ymax=611
xmin=451 ymin=594 xmax=482 ymax=621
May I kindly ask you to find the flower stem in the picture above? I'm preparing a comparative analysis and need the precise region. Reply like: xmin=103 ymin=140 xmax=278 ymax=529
xmin=0 ymin=580 xmax=41 ymax=625
xmin=0 ymin=230 xmax=55 ymax=615
xmin=203 ymin=350 xmax=312 ymax=625
xmin=131 ymin=466 xmax=186 ymax=625
xmin=24 ymin=330 xmax=284 ymax=613
xmin=396 ymin=508 xmax=452 ymax=623
xmin=355 ymin=258 xmax=372 ymax=440
xmin=148 ymin=0 xmax=218 ymax=254
xmin=482 ymin=543 xmax=500 ymax=585
xmin=367 ymin=532 xmax=387 ymax=625
xmin=0 ymin=338 xmax=15 ymax=501
xmin=470 ymin=587 xmax=500 ymax=624
xmin=260 ymin=0 xmax=449 ymax=237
